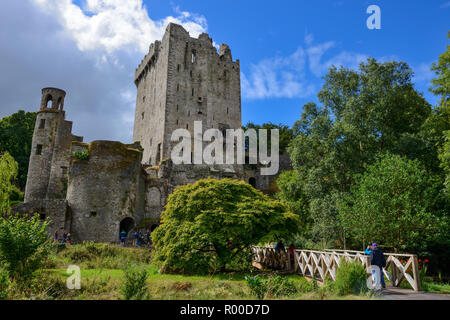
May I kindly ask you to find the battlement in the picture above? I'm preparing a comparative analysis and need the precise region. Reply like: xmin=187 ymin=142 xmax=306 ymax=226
xmin=134 ymin=23 xmax=239 ymax=86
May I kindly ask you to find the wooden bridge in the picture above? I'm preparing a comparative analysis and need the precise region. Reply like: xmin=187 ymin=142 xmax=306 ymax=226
xmin=252 ymin=246 xmax=421 ymax=291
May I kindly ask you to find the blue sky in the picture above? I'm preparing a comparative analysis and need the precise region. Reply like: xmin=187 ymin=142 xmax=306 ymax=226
xmin=0 ymin=1 xmax=448 ymax=142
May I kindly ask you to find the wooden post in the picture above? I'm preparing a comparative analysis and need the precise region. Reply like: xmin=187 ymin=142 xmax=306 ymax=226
xmin=411 ymin=255 xmax=421 ymax=292
xmin=391 ymin=259 xmax=397 ymax=287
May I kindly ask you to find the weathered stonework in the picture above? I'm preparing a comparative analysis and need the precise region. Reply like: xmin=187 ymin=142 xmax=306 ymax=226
xmin=13 ymin=23 xmax=290 ymax=243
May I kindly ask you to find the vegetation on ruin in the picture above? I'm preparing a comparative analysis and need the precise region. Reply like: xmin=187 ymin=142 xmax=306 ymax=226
xmin=72 ymin=150 xmax=90 ymax=161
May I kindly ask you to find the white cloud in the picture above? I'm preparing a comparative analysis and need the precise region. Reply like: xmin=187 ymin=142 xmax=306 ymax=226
xmin=0 ymin=1 xmax=208 ymax=143
xmin=413 ymin=62 xmax=434 ymax=83
xmin=32 ymin=0 xmax=207 ymax=54
xmin=242 ymin=35 xmax=368 ymax=100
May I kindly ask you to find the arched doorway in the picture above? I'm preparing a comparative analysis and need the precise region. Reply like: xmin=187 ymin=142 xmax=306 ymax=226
xmin=249 ymin=177 xmax=257 ymax=188
xmin=120 ymin=217 xmax=135 ymax=236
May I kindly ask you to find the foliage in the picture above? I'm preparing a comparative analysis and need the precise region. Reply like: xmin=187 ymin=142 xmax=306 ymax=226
xmin=334 ymin=260 xmax=368 ymax=296
xmin=0 ymin=214 xmax=50 ymax=280
xmin=0 ymin=111 xmax=36 ymax=190
xmin=430 ymin=32 xmax=450 ymax=108
xmin=152 ymin=178 xmax=300 ymax=274
xmin=244 ymin=275 xmax=298 ymax=299
xmin=279 ymin=58 xmax=439 ymax=248
xmin=0 ymin=267 xmax=10 ymax=300
xmin=338 ymin=154 xmax=442 ymax=252
xmin=440 ymin=130 xmax=450 ymax=194
xmin=244 ymin=275 xmax=266 ymax=299
xmin=0 ymin=152 xmax=19 ymax=212
xmin=44 ymin=242 xmax=152 ymax=269
xmin=242 ymin=122 xmax=294 ymax=154
xmin=121 ymin=266 xmax=149 ymax=300
xmin=73 ymin=151 xmax=89 ymax=161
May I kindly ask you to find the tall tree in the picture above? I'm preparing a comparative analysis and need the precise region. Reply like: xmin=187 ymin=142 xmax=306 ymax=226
xmin=280 ymin=58 xmax=433 ymax=247
xmin=0 ymin=152 xmax=18 ymax=212
xmin=0 ymin=111 xmax=36 ymax=190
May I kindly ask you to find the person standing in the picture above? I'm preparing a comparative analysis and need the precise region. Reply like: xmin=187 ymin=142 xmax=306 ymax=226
xmin=53 ymin=230 xmax=59 ymax=243
xmin=365 ymin=243 xmax=373 ymax=255
xmin=370 ymin=243 xmax=386 ymax=289
xmin=62 ymin=230 xmax=68 ymax=243
xmin=120 ymin=230 xmax=127 ymax=247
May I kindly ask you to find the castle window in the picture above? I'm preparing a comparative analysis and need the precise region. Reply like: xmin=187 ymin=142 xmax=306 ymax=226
xmin=177 ymin=84 xmax=180 ymax=92
xmin=90 ymin=212 xmax=97 ymax=218
xmin=186 ymin=124 xmax=189 ymax=130
xmin=45 ymin=95 xmax=53 ymax=108
xmin=227 ymin=107 xmax=229 ymax=114
xmin=192 ymin=51 xmax=196 ymax=63
xmin=39 ymin=119 xmax=45 ymax=129
xmin=190 ymin=70 xmax=193 ymax=78
xmin=61 ymin=166 xmax=68 ymax=175
xmin=177 ymin=64 xmax=181 ymax=72
xmin=150 ymin=138 xmax=152 ymax=146
xmin=176 ymin=104 xmax=179 ymax=112
xmin=36 ymin=144 xmax=43 ymax=155
xmin=142 ymin=112 xmax=145 ymax=120
xmin=176 ymin=119 xmax=179 ymax=125
xmin=143 ymin=96 xmax=146 ymax=102
xmin=192 ymin=88 xmax=194 ymax=96
xmin=188 ymin=110 xmax=191 ymax=116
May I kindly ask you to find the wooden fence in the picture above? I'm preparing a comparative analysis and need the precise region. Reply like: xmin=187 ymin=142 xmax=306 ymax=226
xmin=252 ymin=246 xmax=421 ymax=291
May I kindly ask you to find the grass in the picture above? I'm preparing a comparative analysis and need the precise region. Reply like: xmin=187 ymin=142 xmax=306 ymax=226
xmin=0 ymin=243 xmax=404 ymax=300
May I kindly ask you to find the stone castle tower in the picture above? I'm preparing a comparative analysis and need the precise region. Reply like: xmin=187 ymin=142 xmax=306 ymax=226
xmin=24 ymin=88 xmax=83 ymax=202
xmin=133 ymin=23 xmax=242 ymax=166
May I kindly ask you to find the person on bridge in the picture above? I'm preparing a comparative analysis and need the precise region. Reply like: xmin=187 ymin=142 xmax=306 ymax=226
xmin=370 ymin=243 xmax=386 ymax=289
xmin=365 ymin=244 xmax=373 ymax=255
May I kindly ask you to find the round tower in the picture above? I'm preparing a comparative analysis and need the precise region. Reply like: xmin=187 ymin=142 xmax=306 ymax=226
xmin=24 ymin=88 xmax=67 ymax=202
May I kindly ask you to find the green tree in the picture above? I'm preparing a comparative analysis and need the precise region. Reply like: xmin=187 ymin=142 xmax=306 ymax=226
xmin=152 ymin=178 xmax=299 ymax=274
xmin=242 ymin=122 xmax=294 ymax=154
xmin=0 ymin=111 xmax=36 ymax=190
xmin=430 ymin=32 xmax=450 ymax=108
xmin=0 ymin=214 xmax=50 ymax=280
xmin=279 ymin=58 xmax=432 ymax=247
xmin=0 ymin=152 xmax=19 ymax=212
xmin=337 ymin=154 xmax=441 ymax=252
xmin=440 ymin=131 xmax=450 ymax=194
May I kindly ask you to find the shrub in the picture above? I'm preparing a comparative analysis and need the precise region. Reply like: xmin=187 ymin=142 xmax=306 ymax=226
xmin=0 ymin=267 xmax=10 ymax=300
xmin=245 ymin=275 xmax=266 ymax=299
xmin=73 ymin=151 xmax=89 ymax=161
xmin=0 ymin=214 xmax=50 ymax=280
xmin=334 ymin=260 xmax=368 ymax=296
xmin=121 ymin=266 xmax=149 ymax=300
xmin=245 ymin=275 xmax=298 ymax=299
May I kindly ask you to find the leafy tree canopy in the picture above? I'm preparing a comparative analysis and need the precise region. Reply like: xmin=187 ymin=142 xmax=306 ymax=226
xmin=152 ymin=178 xmax=299 ymax=274
xmin=0 ymin=152 xmax=19 ymax=212
xmin=0 ymin=111 xmax=36 ymax=190
xmin=337 ymin=153 xmax=445 ymax=253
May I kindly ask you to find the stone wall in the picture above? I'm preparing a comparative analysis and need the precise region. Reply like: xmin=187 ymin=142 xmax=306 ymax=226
xmin=66 ymin=141 xmax=145 ymax=243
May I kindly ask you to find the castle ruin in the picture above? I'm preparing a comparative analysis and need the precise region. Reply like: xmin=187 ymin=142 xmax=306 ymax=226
xmin=13 ymin=23 xmax=289 ymax=243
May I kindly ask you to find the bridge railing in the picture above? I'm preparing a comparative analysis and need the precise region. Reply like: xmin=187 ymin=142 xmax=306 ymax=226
xmin=251 ymin=246 xmax=421 ymax=291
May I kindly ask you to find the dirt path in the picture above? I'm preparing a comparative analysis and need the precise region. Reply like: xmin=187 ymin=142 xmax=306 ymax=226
xmin=380 ymin=287 xmax=450 ymax=300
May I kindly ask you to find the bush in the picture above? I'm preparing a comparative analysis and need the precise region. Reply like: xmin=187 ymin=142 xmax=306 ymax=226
xmin=245 ymin=275 xmax=266 ymax=299
xmin=0 ymin=267 xmax=10 ymax=299
xmin=153 ymin=178 xmax=300 ymax=274
xmin=73 ymin=151 xmax=89 ymax=161
xmin=121 ymin=266 xmax=149 ymax=300
xmin=0 ymin=214 xmax=50 ymax=280
xmin=334 ymin=260 xmax=368 ymax=296
xmin=245 ymin=275 xmax=298 ymax=299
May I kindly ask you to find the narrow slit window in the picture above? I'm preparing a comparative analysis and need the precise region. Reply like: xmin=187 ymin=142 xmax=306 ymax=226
xmin=39 ymin=119 xmax=45 ymax=129
xmin=36 ymin=144 xmax=43 ymax=155
xmin=191 ymin=51 xmax=196 ymax=63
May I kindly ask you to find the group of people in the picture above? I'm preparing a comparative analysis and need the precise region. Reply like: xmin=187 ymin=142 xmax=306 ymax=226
xmin=119 ymin=229 xmax=153 ymax=247
xmin=53 ymin=229 xmax=71 ymax=244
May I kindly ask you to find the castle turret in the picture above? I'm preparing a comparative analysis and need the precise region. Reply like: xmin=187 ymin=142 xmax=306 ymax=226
xmin=24 ymin=88 xmax=83 ymax=202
